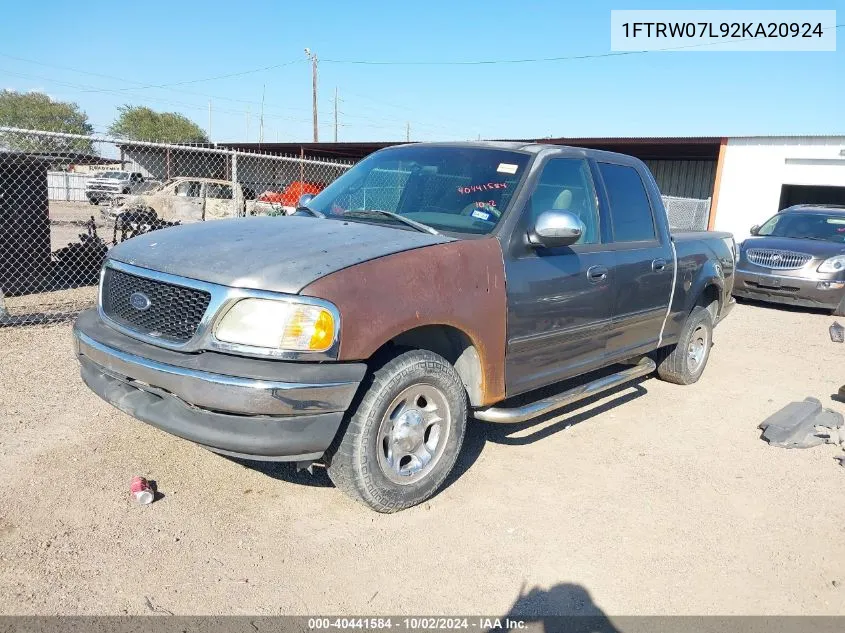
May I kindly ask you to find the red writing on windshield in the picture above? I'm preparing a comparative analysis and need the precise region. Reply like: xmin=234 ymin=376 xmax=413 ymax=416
xmin=457 ymin=182 xmax=508 ymax=195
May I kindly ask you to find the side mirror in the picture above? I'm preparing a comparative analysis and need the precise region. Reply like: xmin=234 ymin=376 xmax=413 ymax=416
xmin=297 ymin=193 xmax=315 ymax=207
xmin=528 ymin=210 xmax=585 ymax=248
xmin=750 ymin=224 xmax=760 ymax=236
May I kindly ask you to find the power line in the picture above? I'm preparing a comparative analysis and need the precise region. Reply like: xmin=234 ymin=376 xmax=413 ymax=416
xmin=0 ymin=68 xmax=330 ymax=128
xmin=0 ymin=53 xmax=312 ymax=115
xmin=81 ymin=60 xmax=304 ymax=92
xmin=321 ymin=23 xmax=844 ymax=65
xmin=0 ymin=53 xmax=303 ymax=91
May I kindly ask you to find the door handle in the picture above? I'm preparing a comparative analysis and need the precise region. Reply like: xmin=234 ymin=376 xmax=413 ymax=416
xmin=652 ymin=258 xmax=667 ymax=272
xmin=587 ymin=265 xmax=608 ymax=282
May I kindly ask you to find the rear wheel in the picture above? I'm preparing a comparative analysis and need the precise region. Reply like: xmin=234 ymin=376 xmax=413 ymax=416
xmin=655 ymin=305 xmax=714 ymax=385
xmin=326 ymin=349 xmax=467 ymax=513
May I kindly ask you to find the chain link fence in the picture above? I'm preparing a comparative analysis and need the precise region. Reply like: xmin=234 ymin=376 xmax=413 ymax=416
xmin=0 ymin=127 xmax=351 ymax=325
xmin=0 ymin=127 xmax=715 ymax=326
xmin=662 ymin=194 xmax=712 ymax=232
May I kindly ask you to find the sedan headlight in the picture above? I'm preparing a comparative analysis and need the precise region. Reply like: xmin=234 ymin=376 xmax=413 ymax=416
xmin=817 ymin=255 xmax=845 ymax=274
xmin=214 ymin=298 xmax=336 ymax=352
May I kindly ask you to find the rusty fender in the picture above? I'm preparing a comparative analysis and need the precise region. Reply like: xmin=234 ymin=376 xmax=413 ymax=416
xmin=301 ymin=238 xmax=507 ymax=405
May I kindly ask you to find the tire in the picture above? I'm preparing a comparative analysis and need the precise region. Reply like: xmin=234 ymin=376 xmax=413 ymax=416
xmin=326 ymin=349 xmax=467 ymax=513
xmin=655 ymin=305 xmax=714 ymax=385
xmin=831 ymin=294 xmax=845 ymax=317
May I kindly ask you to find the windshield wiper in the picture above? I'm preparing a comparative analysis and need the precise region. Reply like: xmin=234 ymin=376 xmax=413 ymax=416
xmin=343 ymin=209 xmax=440 ymax=235
xmin=295 ymin=205 xmax=325 ymax=219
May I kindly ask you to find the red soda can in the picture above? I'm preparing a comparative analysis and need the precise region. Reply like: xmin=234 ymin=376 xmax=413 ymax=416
xmin=130 ymin=476 xmax=154 ymax=505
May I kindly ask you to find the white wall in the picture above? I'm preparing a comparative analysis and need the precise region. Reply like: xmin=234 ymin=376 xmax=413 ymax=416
xmin=713 ymin=136 xmax=845 ymax=241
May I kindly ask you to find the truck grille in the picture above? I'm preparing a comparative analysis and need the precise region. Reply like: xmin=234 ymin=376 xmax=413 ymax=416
xmin=746 ymin=249 xmax=812 ymax=270
xmin=101 ymin=268 xmax=211 ymax=343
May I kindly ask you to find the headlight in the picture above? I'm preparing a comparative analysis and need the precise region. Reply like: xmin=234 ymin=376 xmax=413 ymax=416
xmin=817 ymin=255 xmax=845 ymax=274
xmin=214 ymin=298 xmax=336 ymax=352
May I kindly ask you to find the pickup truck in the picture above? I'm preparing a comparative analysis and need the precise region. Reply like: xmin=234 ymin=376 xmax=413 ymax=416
xmin=72 ymin=142 xmax=736 ymax=512
xmin=86 ymin=171 xmax=148 ymax=205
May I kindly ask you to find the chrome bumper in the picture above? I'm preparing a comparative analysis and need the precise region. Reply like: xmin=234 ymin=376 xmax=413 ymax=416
xmin=75 ymin=330 xmax=357 ymax=416
xmin=72 ymin=309 xmax=366 ymax=460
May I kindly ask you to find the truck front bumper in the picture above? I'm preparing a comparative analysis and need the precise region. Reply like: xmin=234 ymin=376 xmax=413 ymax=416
xmin=733 ymin=269 xmax=845 ymax=310
xmin=72 ymin=309 xmax=366 ymax=461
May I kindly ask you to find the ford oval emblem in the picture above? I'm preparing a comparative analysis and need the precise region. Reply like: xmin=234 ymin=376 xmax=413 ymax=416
xmin=129 ymin=292 xmax=152 ymax=311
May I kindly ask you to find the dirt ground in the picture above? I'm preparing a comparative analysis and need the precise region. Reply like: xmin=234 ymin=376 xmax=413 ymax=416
xmin=0 ymin=301 xmax=844 ymax=616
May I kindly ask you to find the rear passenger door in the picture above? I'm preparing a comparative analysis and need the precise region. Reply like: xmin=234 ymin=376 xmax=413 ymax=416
xmin=204 ymin=182 xmax=235 ymax=220
xmin=596 ymin=161 xmax=674 ymax=360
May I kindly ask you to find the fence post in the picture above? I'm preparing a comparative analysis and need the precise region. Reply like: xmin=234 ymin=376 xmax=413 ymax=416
xmin=64 ymin=172 xmax=70 ymax=202
xmin=231 ymin=152 xmax=239 ymax=217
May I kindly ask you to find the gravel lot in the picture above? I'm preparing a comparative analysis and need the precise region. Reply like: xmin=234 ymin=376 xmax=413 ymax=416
xmin=1 ymin=301 xmax=844 ymax=616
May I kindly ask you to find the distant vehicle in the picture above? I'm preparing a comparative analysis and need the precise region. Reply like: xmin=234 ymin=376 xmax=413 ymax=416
xmin=107 ymin=177 xmax=254 ymax=223
xmin=253 ymin=181 xmax=325 ymax=216
xmin=85 ymin=171 xmax=150 ymax=205
xmin=734 ymin=204 xmax=845 ymax=315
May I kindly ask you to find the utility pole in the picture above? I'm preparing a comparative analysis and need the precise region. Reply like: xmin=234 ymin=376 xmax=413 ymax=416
xmin=305 ymin=48 xmax=318 ymax=142
xmin=333 ymin=87 xmax=338 ymax=142
xmin=208 ymin=100 xmax=212 ymax=142
xmin=406 ymin=122 xmax=410 ymax=142
xmin=259 ymin=84 xmax=265 ymax=144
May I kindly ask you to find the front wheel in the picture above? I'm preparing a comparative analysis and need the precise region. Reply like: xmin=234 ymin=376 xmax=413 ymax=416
xmin=655 ymin=305 xmax=714 ymax=385
xmin=326 ymin=349 xmax=467 ymax=513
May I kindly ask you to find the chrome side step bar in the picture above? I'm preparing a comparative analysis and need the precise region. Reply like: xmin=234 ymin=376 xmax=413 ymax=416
xmin=473 ymin=357 xmax=656 ymax=424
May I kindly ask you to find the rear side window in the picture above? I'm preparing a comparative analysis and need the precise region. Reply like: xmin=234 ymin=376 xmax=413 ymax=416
xmin=206 ymin=183 xmax=233 ymax=200
xmin=598 ymin=163 xmax=656 ymax=242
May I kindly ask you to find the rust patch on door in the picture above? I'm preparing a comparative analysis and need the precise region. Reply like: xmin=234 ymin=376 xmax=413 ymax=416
xmin=301 ymin=237 xmax=507 ymax=405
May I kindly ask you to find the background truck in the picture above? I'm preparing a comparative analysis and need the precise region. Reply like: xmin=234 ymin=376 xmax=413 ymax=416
xmin=107 ymin=177 xmax=254 ymax=223
xmin=73 ymin=141 xmax=736 ymax=512
xmin=85 ymin=170 xmax=150 ymax=204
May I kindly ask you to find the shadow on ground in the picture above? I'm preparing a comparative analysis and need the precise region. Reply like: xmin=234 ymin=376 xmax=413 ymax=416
xmin=493 ymin=582 xmax=620 ymax=632
xmin=736 ymin=296 xmax=832 ymax=316
xmin=234 ymin=370 xmax=648 ymax=496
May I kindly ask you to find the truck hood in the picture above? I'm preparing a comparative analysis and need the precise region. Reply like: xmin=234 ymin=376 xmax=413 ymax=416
xmin=741 ymin=236 xmax=845 ymax=258
xmin=107 ymin=216 xmax=452 ymax=294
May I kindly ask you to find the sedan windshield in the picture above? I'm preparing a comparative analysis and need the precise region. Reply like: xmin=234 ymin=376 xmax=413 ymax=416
xmin=305 ymin=146 xmax=531 ymax=235
xmin=757 ymin=212 xmax=845 ymax=243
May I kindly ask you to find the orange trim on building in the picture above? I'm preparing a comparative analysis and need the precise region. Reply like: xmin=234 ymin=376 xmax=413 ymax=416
xmin=708 ymin=138 xmax=728 ymax=230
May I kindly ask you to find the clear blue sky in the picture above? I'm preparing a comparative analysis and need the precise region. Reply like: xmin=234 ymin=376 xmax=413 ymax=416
xmin=0 ymin=0 xmax=841 ymax=143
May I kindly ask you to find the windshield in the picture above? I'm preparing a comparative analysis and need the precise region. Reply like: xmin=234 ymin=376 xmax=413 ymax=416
xmin=757 ymin=211 xmax=845 ymax=243
xmin=306 ymin=146 xmax=531 ymax=235
xmin=95 ymin=171 xmax=128 ymax=179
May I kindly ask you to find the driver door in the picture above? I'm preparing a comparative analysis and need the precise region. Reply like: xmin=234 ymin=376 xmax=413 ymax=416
xmin=504 ymin=157 xmax=616 ymax=396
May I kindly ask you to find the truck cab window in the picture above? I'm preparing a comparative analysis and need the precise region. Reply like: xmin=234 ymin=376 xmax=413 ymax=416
xmin=175 ymin=181 xmax=202 ymax=198
xmin=527 ymin=158 xmax=600 ymax=244
xmin=598 ymin=163 xmax=656 ymax=242
xmin=207 ymin=183 xmax=233 ymax=200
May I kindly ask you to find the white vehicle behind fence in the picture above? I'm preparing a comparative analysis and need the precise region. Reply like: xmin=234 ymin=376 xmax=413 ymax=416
xmin=105 ymin=177 xmax=255 ymax=223
xmin=85 ymin=171 xmax=155 ymax=204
